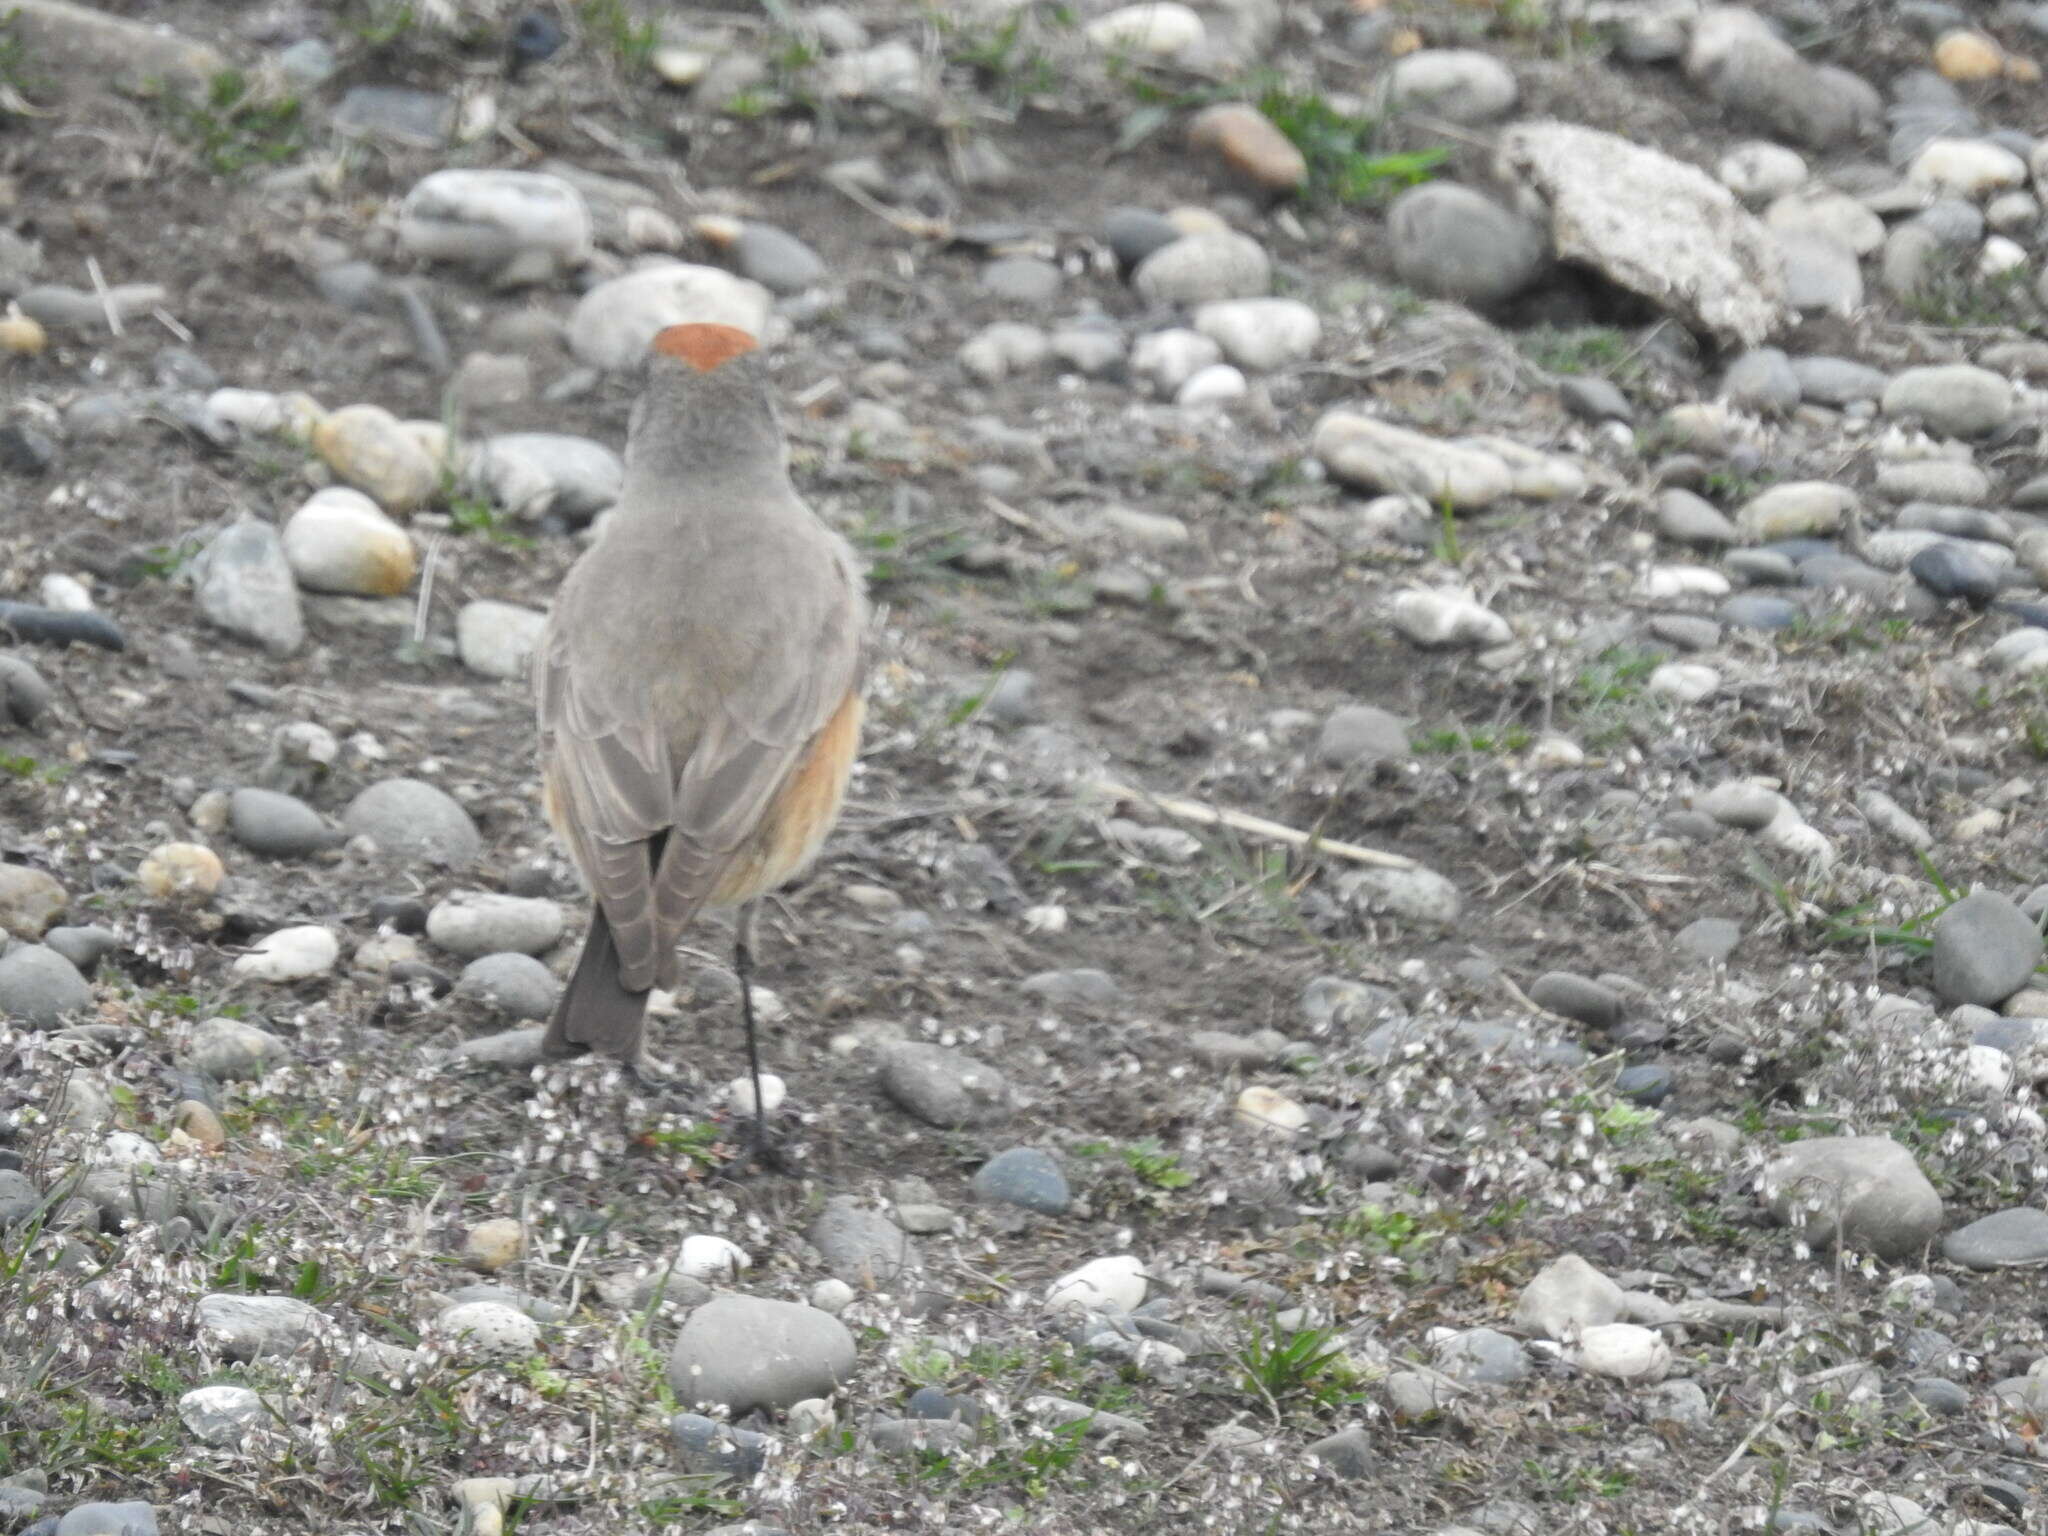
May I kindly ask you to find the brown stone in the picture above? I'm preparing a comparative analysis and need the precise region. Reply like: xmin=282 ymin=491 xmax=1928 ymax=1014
xmin=1187 ymin=103 xmax=1307 ymax=194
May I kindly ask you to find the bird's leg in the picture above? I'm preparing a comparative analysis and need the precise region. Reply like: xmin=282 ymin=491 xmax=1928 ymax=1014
xmin=718 ymin=902 xmax=791 ymax=1179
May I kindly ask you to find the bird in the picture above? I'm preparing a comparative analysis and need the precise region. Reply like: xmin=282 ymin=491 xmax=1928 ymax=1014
xmin=535 ymin=321 xmax=869 ymax=1166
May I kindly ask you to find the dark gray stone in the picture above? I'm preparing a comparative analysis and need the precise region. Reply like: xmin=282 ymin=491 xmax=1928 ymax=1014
xmin=970 ymin=1147 xmax=1070 ymax=1214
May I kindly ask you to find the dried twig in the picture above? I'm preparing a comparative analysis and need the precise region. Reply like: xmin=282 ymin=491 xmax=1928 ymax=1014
xmin=85 ymin=255 xmax=121 ymax=337
xmin=1083 ymin=779 xmax=1418 ymax=870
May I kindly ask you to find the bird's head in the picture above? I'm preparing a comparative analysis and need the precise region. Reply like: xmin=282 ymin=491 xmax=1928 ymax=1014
xmin=629 ymin=323 xmax=784 ymax=476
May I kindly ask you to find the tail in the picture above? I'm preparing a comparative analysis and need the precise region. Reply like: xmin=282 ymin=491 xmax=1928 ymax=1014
xmin=542 ymin=904 xmax=651 ymax=1067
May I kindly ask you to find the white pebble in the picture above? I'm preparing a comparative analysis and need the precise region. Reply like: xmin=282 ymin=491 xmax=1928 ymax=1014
xmin=1176 ymin=362 xmax=1247 ymax=406
xmin=233 ymin=925 xmax=339 ymax=982
xmin=1235 ymin=1084 xmax=1310 ymax=1136
xmin=434 ymin=1300 xmax=540 ymax=1365
xmin=676 ymin=1234 xmax=751 ymax=1284
xmin=1046 ymin=1254 xmax=1150 ymax=1313
xmin=810 ymin=1278 xmax=857 ymax=1314
xmin=1564 ymin=1323 xmax=1671 ymax=1382
xmin=1647 ymin=662 xmax=1720 ymax=703
xmin=725 ymin=1073 xmax=786 ymax=1117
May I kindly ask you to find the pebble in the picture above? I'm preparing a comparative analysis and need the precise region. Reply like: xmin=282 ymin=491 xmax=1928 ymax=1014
xmin=453 ymin=954 xmax=558 ymax=1020
xmin=1176 ymin=362 xmax=1246 ymax=406
xmin=1907 ymin=137 xmax=2027 ymax=198
xmin=1883 ymin=364 xmax=2014 ymax=437
xmin=1676 ymin=916 xmax=1744 ymax=963
xmin=397 ymin=169 xmax=593 ymax=282
xmin=1046 ymin=1254 xmax=1149 ymax=1313
xmin=1131 ymin=328 xmax=1222 ymax=394
xmin=228 ymin=787 xmax=335 ymax=858
xmin=1384 ymin=48 xmax=1519 ymax=124
xmin=671 ymin=1413 xmax=770 ymax=1481
xmin=1085 ymin=2 xmax=1205 ymax=57
xmin=676 ymin=1234 xmax=750 ymax=1283
xmin=468 ymin=433 xmax=623 ymax=523
xmin=197 ymin=1293 xmax=324 ymax=1360
xmin=428 ymin=892 xmax=563 ymax=959
xmin=1760 ymin=1135 xmax=1944 ymax=1258
xmin=183 ymin=1016 xmax=288 ymax=1080
xmin=0 ymin=865 xmax=65 ymax=938
xmin=233 ymin=926 xmax=339 ymax=982
xmin=1131 ymin=231 xmax=1271 ymax=305
xmin=1514 ymin=1255 xmax=1626 ymax=1339
xmin=711 ymin=220 xmax=826 ymax=295
xmin=1315 ymin=705 xmax=1410 ymax=768
xmin=1564 ymin=1323 xmax=1672 ymax=1382
xmin=1306 ymin=1424 xmax=1376 ymax=1478
xmin=179 ymin=1385 xmax=265 ymax=1447
xmin=343 ymin=779 xmax=482 ymax=867
xmin=462 ymin=1218 xmax=525 ymax=1273
xmin=1528 ymin=972 xmax=1622 ymax=1027
xmin=311 ymin=405 xmax=443 ymax=515
xmin=1735 ymin=481 xmax=1857 ymax=541
xmin=1235 ymin=1084 xmax=1309 ymax=1135
xmin=53 ymin=1503 xmax=159 ymax=1536
xmin=435 ymin=1300 xmax=540 ymax=1364
xmin=0 ymin=944 xmax=93 ymax=1026
xmin=1656 ymin=489 xmax=1739 ymax=547
xmin=195 ymin=517 xmax=305 ymax=656
xmin=806 ymin=1196 xmax=917 ymax=1288
xmin=1433 ymin=1327 xmax=1530 ymax=1385
xmin=1186 ymin=103 xmax=1307 ymax=193
xmin=877 ymin=1042 xmax=1011 ymax=1127
xmin=1910 ymin=543 xmax=2000 ymax=607
xmin=1558 ymin=376 xmax=1632 ymax=423
xmin=1718 ymin=141 xmax=1809 ymax=204
xmin=666 ymin=1295 xmax=856 ymax=1413
xmin=138 ymin=842 xmax=225 ymax=902
xmin=1877 ymin=460 xmax=1991 ymax=504
xmin=45 ymin=925 xmax=116 ymax=974
xmin=1942 ymin=1207 xmax=2048 ymax=1269
xmin=1316 ymin=413 xmax=1511 ymax=508
xmin=1932 ymin=889 xmax=2042 ymax=1006
xmin=1391 ymin=589 xmax=1512 ymax=649
xmin=1101 ymin=207 xmax=1184 ymax=271
xmin=568 ymin=263 xmax=772 ymax=371
xmin=981 ymin=256 xmax=1062 ymax=305
xmin=972 ymin=1147 xmax=1071 ymax=1214
xmin=1386 ymin=183 xmax=1547 ymax=306
xmin=1193 ymin=298 xmax=1318 ymax=371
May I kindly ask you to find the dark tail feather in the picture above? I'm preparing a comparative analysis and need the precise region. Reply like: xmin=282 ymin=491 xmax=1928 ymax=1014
xmin=542 ymin=905 xmax=650 ymax=1065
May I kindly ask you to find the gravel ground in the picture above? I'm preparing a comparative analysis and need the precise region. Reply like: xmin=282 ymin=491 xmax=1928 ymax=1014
xmin=8 ymin=2 xmax=2048 ymax=1534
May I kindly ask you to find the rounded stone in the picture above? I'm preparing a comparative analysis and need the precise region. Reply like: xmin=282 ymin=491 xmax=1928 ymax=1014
xmin=453 ymin=954 xmax=559 ymax=1021
xmin=1131 ymin=231 xmax=1271 ymax=305
xmin=343 ymin=779 xmax=482 ymax=868
xmin=427 ymin=891 xmax=564 ymax=959
xmin=970 ymin=1147 xmax=1071 ymax=1214
xmin=282 ymin=487 xmax=417 ymax=596
xmin=0 ymin=944 xmax=92 ymax=1026
xmin=227 ymin=787 xmax=335 ymax=858
xmin=665 ymin=1294 xmax=857 ymax=1414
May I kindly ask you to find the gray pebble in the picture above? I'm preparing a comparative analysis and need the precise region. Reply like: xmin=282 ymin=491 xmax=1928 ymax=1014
xmin=877 ymin=1042 xmax=1011 ymax=1127
xmin=1558 ymin=375 xmax=1632 ymax=422
xmin=1941 ymin=1206 xmax=2048 ymax=1270
xmin=1932 ymin=889 xmax=2042 ymax=1007
xmin=1019 ymin=968 xmax=1118 ymax=1008
xmin=343 ymin=779 xmax=481 ymax=868
xmin=1432 ymin=1326 xmax=1529 ymax=1384
xmin=194 ymin=517 xmax=304 ymax=656
xmin=670 ymin=1413 xmax=770 ymax=1481
xmin=1305 ymin=1424 xmax=1376 ymax=1478
xmin=0 ymin=944 xmax=92 ymax=1026
xmin=981 ymin=256 xmax=1062 ymax=305
xmin=55 ymin=1502 xmax=158 ymax=1536
xmin=665 ymin=1295 xmax=856 ymax=1414
xmin=1528 ymin=971 xmax=1622 ymax=1027
xmin=1675 ymin=917 xmax=1743 ymax=964
xmin=971 ymin=1147 xmax=1070 ymax=1214
xmin=730 ymin=223 xmax=823 ymax=293
xmin=1315 ymin=705 xmax=1410 ymax=768
xmin=1100 ymin=207 xmax=1182 ymax=271
xmin=453 ymin=954 xmax=559 ymax=1020
xmin=229 ymin=787 xmax=335 ymax=858
xmin=806 ymin=1195 xmax=917 ymax=1288
xmin=42 ymin=925 xmax=115 ymax=974
xmin=1615 ymin=1063 xmax=1675 ymax=1105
